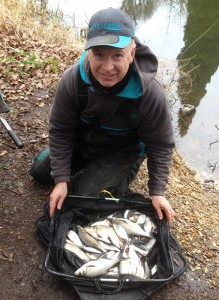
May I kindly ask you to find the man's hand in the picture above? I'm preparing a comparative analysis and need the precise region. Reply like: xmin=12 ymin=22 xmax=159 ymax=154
xmin=49 ymin=182 xmax=68 ymax=216
xmin=151 ymin=195 xmax=175 ymax=225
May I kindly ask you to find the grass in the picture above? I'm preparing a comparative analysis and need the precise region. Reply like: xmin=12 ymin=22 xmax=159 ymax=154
xmin=0 ymin=0 xmax=84 ymax=80
xmin=0 ymin=0 xmax=83 ymax=47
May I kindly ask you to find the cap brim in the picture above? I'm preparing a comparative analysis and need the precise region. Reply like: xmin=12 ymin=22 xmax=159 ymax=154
xmin=85 ymin=35 xmax=131 ymax=50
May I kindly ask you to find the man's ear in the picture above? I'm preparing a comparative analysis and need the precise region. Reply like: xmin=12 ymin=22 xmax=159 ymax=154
xmin=87 ymin=50 xmax=91 ymax=61
xmin=130 ymin=46 xmax=136 ymax=62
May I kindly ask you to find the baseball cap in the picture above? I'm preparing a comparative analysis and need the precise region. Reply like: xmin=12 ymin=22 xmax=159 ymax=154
xmin=85 ymin=7 xmax=135 ymax=50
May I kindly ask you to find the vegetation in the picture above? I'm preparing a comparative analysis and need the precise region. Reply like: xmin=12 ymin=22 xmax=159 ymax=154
xmin=0 ymin=0 xmax=79 ymax=45
xmin=0 ymin=0 xmax=84 ymax=91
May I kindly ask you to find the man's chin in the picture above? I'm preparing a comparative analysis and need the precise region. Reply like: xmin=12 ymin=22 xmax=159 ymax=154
xmin=99 ymin=79 xmax=117 ymax=88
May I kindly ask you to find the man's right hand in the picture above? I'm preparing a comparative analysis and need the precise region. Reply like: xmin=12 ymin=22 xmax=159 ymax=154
xmin=49 ymin=182 xmax=68 ymax=216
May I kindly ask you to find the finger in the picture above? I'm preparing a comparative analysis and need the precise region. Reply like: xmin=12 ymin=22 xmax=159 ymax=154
xmin=49 ymin=194 xmax=59 ymax=217
xmin=156 ymin=206 xmax=163 ymax=220
xmin=166 ymin=213 xmax=172 ymax=225
xmin=166 ymin=208 xmax=175 ymax=225
xmin=49 ymin=199 xmax=57 ymax=217
xmin=57 ymin=196 xmax=65 ymax=210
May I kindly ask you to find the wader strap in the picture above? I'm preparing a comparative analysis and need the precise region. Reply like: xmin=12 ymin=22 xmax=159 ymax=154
xmin=78 ymin=72 xmax=88 ymax=110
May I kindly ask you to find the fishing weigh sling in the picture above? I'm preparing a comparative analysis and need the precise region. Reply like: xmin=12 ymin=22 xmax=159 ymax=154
xmin=36 ymin=194 xmax=188 ymax=300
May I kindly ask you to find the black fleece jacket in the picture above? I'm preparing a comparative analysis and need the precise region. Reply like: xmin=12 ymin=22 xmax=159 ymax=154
xmin=49 ymin=38 xmax=175 ymax=196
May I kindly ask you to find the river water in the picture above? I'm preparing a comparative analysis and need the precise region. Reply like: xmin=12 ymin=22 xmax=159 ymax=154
xmin=48 ymin=0 xmax=219 ymax=183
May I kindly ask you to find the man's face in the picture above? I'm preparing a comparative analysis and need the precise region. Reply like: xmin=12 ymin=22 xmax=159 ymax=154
xmin=88 ymin=42 xmax=136 ymax=88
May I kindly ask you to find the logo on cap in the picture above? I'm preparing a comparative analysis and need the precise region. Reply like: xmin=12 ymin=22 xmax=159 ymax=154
xmin=91 ymin=22 xmax=121 ymax=31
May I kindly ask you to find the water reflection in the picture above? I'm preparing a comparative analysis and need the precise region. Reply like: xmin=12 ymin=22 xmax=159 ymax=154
xmin=120 ymin=0 xmax=219 ymax=140
xmin=177 ymin=0 xmax=219 ymax=136
xmin=121 ymin=0 xmax=161 ymax=23
xmin=120 ymin=0 xmax=187 ymax=25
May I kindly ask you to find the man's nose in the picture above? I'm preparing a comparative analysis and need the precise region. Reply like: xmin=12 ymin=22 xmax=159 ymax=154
xmin=101 ymin=57 xmax=114 ymax=71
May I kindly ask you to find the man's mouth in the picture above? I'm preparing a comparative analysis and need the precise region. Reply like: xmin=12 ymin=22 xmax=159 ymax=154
xmin=100 ymin=73 xmax=116 ymax=80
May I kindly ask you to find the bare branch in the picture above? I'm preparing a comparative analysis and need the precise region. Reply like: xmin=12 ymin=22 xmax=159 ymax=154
xmin=209 ymin=140 xmax=219 ymax=150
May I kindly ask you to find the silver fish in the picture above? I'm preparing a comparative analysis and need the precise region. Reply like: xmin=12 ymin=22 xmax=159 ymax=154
xmin=110 ymin=222 xmax=129 ymax=244
xmin=123 ymin=245 xmax=147 ymax=279
xmin=136 ymin=214 xmax=147 ymax=225
xmin=106 ymin=266 xmax=119 ymax=277
xmin=144 ymin=237 xmax=157 ymax=255
xmin=67 ymin=230 xmax=83 ymax=246
xmin=65 ymin=238 xmax=75 ymax=245
xmin=123 ymin=209 xmax=131 ymax=219
xmin=103 ymin=251 xmax=118 ymax=259
xmin=151 ymin=264 xmax=158 ymax=276
xmin=144 ymin=261 xmax=151 ymax=279
xmin=81 ymin=246 xmax=102 ymax=254
xmin=77 ymin=225 xmax=107 ymax=253
xmin=66 ymin=238 xmax=102 ymax=255
xmin=64 ymin=241 xmax=90 ymax=263
xmin=132 ymin=237 xmax=157 ymax=256
xmin=109 ymin=217 xmax=153 ymax=238
xmin=84 ymin=225 xmax=122 ymax=249
xmin=91 ymin=219 xmax=109 ymax=226
xmin=126 ymin=210 xmax=146 ymax=224
xmin=131 ymin=244 xmax=149 ymax=257
xmin=97 ymin=240 xmax=120 ymax=252
xmin=86 ymin=252 xmax=102 ymax=260
xmin=74 ymin=251 xmax=120 ymax=278
xmin=143 ymin=216 xmax=157 ymax=235
xmin=119 ymin=245 xmax=140 ymax=277
xmin=136 ymin=260 xmax=147 ymax=279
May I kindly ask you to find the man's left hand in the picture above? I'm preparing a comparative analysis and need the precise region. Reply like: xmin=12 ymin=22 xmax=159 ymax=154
xmin=151 ymin=195 xmax=175 ymax=225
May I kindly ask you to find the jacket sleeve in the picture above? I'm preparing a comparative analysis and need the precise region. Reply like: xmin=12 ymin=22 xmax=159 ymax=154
xmin=48 ymin=64 xmax=80 ymax=183
xmin=138 ymin=79 xmax=175 ymax=196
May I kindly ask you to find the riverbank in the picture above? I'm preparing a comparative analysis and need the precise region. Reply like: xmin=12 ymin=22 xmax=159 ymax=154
xmin=0 ymin=1 xmax=218 ymax=299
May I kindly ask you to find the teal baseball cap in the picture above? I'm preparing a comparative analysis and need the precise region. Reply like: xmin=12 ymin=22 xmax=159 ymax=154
xmin=85 ymin=7 xmax=135 ymax=50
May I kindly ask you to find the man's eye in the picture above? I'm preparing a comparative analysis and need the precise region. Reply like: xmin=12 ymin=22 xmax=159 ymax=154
xmin=113 ymin=54 xmax=124 ymax=61
xmin=93 ymin=53 xmax=103 ymax=59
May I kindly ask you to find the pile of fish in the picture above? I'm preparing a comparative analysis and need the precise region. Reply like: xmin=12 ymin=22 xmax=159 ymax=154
xmin=64 ymin=209 xmax=158 ymax=279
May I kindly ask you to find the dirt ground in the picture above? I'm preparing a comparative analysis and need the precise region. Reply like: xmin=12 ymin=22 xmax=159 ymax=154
xmin=0 ymin=37 xmax=219 ymax=299
xmin=0 ymin=86 xmax=219 ymax=300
